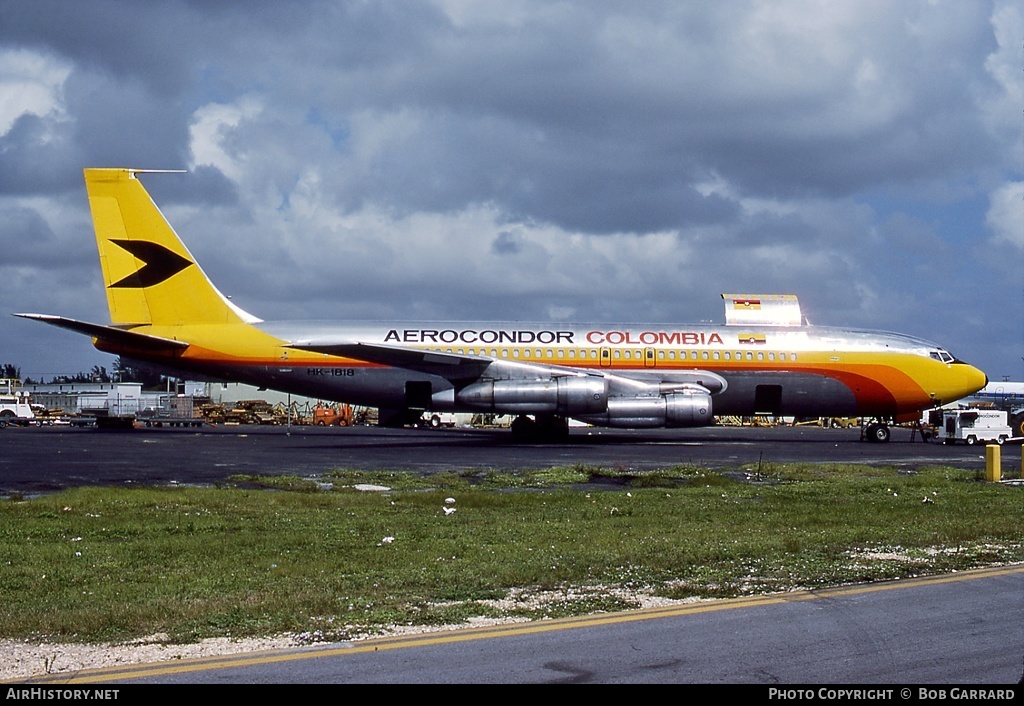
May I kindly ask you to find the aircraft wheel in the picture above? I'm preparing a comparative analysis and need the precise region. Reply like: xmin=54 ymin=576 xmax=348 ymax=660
xmin=534 ymin=415 xmax=570 ymax=440
xmin=866 ymin=423 xmax=890 ymax=443
xmin=510 ymin=415 xmax=536 ymax=439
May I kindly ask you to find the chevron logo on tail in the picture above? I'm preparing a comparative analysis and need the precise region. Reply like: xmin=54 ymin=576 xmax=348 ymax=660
xmin=108 ymin=239 xmax=192 ymax=288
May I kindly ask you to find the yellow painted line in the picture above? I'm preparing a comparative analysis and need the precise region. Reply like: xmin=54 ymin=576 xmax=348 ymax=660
xmin=21 ymin=565 xmax=1023 ymax=684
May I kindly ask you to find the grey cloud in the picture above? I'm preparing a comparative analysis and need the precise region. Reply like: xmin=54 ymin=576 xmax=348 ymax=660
xmin=0 ymin=1 xmax=1019 ymax=378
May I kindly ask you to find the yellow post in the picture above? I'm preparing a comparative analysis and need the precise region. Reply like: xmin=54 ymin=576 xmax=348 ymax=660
xmin=985 ymin=444 xmax=1001 ymax=482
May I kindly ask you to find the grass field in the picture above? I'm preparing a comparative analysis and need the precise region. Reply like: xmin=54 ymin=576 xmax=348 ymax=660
xmin=1 ymin=463 xmax=1021 ymax=646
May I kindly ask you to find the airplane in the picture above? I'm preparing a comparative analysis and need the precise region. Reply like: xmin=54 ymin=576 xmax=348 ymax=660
xmin=15 ymin=168 xmax=988 ymax=442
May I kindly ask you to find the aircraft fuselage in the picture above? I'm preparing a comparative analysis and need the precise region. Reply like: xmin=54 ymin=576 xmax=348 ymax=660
xmin=96 ymin=318 xmax=986 ymax=424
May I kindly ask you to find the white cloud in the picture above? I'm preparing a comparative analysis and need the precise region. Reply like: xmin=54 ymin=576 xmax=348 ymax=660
xmin=987 ymin=182 xmax=1024 ymax=248
xmin=0 ymin=48 xmax=70 ymax=135
xmin=188 ymin=97 xmax=264 ymax=181
xmin=983 ymin=0 xmax=1024 ymax=164
xmin=437 ymin=0 xmax=567 ymax=29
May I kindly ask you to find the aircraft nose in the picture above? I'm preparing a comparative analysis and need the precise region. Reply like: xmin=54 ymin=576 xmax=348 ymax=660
xmin=951 ymin=362 xmax=987 ymax=401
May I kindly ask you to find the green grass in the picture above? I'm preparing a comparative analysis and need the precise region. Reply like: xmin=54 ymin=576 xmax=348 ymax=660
xmin=0 ymin=464 xmax=1021 ymax=645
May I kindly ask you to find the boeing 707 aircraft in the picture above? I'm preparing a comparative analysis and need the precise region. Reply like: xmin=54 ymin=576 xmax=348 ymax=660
xmin=16 ymin=169 xmax=987 ymax=441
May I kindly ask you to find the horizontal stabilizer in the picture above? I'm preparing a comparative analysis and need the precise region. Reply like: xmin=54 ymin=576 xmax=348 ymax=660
xmin=13 ymin=314 xmax=189 ymax=354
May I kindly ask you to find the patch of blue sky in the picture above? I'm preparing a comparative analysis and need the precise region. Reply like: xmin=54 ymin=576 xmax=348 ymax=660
xmin=858 ymin=188 xmax=991 ymax=245
xmin=306 ymin=107 xmax=350 ymax=150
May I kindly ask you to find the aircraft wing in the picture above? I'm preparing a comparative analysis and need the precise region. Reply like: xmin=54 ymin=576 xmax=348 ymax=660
xmin=12 ymin=313 xmax=189 ymax=355
xmin=289 ymin=340 xmax=727 ymax=395
xmin=287 ymin=341 xmax=494 ymax=382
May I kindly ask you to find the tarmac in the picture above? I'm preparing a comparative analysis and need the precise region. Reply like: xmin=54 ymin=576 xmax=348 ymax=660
xmin=0 ymin=422 xmax=1010 ymax=495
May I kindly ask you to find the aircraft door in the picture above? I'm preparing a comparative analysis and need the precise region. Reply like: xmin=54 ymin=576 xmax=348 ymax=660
xmin=644 ymin=347 xmax=656 ymax=368
xmin=405 ymin=381 xmax=432 ymax=410
xmin=600 ymin=347 xmax=612 ymax=368
xmin=754 ymin=384 xmax=783 ymax=415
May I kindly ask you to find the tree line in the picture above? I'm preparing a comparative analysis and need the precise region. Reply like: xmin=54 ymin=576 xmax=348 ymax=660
xmin=1 ymin=359 xmax=167 ymax=389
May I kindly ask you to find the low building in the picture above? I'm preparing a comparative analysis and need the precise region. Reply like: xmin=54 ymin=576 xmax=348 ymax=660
xmin=24 ymin=381 xmax=147 ymax=417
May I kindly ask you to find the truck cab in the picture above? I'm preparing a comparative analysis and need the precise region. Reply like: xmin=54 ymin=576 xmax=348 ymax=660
xmin=0 ymin=379 xmax=36 ymax=427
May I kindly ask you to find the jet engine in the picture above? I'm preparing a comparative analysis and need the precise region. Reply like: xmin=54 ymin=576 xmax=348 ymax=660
xmin=456 ymin=376 xmax=608 ymax=415
xmin=575 ymin=388 xmax=713 ymax=428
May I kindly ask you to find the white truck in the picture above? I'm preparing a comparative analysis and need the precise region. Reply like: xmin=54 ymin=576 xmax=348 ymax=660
xmin=420 ymin=411 xmax=460 ymax=428
xmin=0 ymin=379 xmax=36 ymax=427
xmin=937 ymin=408 xmax=1012 ymax=446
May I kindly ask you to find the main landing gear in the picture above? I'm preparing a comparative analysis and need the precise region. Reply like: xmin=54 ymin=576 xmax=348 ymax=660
xmin=510 ymin=414 xmax=570 ymax=441
xmin=860 ymin=420 xmax=891 ymax=443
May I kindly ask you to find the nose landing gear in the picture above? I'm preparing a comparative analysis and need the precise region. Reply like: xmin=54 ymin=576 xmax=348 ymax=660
xmin=861 ymin=420 xmax=891 ymax=443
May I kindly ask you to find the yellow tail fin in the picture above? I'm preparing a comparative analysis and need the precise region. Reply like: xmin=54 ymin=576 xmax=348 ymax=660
xmin=84 ymin=168 xmax=259 ymax=327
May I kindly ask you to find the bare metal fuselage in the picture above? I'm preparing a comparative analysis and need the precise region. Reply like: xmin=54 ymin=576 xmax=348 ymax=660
xmin=106 ymin=317 xmax=984 ymax=426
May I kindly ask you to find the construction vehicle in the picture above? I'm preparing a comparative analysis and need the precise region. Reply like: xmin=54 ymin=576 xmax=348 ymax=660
xmin=314 ymin=404 xmax=353 ymax=426
xmin=937 ymin=408 xmax=1012 ymax=446
xmin=0 ymin=379 xmax=36 ymax=427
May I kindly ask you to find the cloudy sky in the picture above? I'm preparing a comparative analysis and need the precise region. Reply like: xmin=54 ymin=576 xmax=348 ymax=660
xmin=1 ymin=1 xmax=1022 ymax=382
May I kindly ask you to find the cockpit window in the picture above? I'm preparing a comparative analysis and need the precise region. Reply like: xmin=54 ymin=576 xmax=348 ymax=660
xmin=930 ymin=350 xmax=954 ymax=364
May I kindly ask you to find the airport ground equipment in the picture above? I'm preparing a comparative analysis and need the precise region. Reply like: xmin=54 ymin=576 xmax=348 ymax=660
xmin=937 ymin=408 xmax=1012 ymax=446
xmin=0 ymin=379 xmax=37 ymax=427
xmin=314 ymin=403 xmax=354 ymax=426
xmin=421 ymin=411 xmax=458 ymax=428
